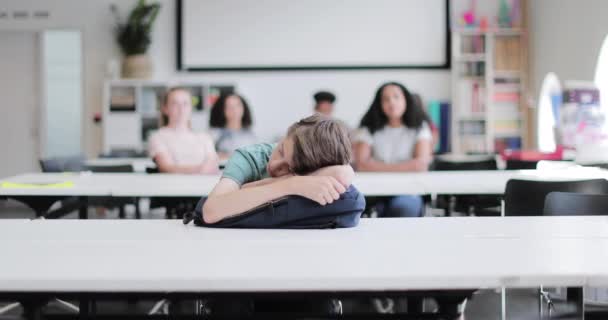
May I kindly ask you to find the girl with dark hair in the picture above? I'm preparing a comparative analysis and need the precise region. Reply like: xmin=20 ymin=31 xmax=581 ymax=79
xmin=354 ymin=82 xmax=434 ymax=217
xmin=209 ymin=93 xmax=257 ymax=160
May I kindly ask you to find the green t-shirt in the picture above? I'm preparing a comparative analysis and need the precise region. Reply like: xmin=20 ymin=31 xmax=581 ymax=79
xmin=221 ymin=143 xmax=276 ymax=186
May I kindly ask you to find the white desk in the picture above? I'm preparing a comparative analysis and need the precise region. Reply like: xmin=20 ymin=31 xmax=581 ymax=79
xmin=0 ymin=217 xmax=607 ymax=292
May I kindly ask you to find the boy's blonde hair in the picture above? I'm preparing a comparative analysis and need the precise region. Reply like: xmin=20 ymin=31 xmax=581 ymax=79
xmin=287 ymin=114 xmax=352 ymax=175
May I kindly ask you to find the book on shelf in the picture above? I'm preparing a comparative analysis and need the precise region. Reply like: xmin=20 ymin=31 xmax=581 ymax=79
xmin=459 ymin=120 xmax=485 ymax=135
xmin=109 ymin=95 xmax=136 ymax=112
xmin=494 ymin=137 xmax=522 ymax=153
xmin=458 ymin=79 xmax=486 ymax=114
xmin=179 ymin=86 xmax=204 ymax=111
xmin=459 ymin=61 xmax=485 ymax=77
xmin=493 ymin=77 xmax=521 ymax=92
xmin=460 ymin=34 xmax=486 ymax=54
xmin=109 ymin=86 xmax=136 ymax=112
xmin=494 ymin=119 xmax=521 ymax=134
xmin=493 ymin=92 xmax=520 ymax=102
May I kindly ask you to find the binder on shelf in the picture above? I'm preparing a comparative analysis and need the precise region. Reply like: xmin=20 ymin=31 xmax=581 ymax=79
xmin=439 ymin=102 xmax=451 ymax=153
xmin=428 ymin=101 xmax=451 ymax=154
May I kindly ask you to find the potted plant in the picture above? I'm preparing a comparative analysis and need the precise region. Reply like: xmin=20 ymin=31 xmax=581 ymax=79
xmin=111 ymin=0 xmax=161 ymax=78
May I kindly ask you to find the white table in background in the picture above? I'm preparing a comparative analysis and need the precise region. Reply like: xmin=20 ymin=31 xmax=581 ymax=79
xmin=3 ymin=168 xmax=608 ymax=217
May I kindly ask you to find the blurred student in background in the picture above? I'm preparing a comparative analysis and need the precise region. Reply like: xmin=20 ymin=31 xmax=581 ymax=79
xmin=148 ymin=87 xmax=219 ymax=174
xmin=353 ymin=82 xmax=434 ymax=218
xmin=313 ymin=90 xmax=336 ymax=117
xmin=209 ymin=93 xmax=257 ymax=160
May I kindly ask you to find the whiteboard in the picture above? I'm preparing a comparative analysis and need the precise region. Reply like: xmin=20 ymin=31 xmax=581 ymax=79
xmin=178 ymin=0 xmax=449 ymax=70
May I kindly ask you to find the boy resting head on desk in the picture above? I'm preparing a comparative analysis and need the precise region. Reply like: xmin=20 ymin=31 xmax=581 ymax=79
xmin=203 ymin=113 xmax=355 ymax=224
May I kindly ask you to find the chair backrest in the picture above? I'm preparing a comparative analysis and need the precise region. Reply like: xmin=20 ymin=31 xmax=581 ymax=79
xmin=505 ymin=159 xmax=538 ymax=170
xmin=504 ymin=179 xmax=608 ymax=216
xmin=39 ymin=155 xmax=86 ymax=172
xmin=544 ymin=192 xmax=608 ymax=216
xmin=99 ymin=149 xmax=146 ymax=158
xmin=146 ymin=167 xmax=159 ymax=174
xmin=86 ymin=164 xmax=134 ymax=173
xmin=433 ymin=158 xmax=497 ymax=171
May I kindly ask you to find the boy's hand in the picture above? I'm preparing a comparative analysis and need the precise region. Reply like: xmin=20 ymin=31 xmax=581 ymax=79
xmin=285 ymin=176 xmax=346 ymax=205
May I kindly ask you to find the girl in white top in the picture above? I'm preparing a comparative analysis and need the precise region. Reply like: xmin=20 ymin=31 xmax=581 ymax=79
xmin=148 ymin=87 xmax=219 ymax=174
xmin=354 ymin=82 xmax=434 ymax=217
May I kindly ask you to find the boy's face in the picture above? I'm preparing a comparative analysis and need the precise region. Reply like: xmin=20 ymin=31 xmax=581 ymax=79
xmin=267 ymin=137 xmax=294 ymax=177
xmin=315 ymin=101 xmax=334 ymax=116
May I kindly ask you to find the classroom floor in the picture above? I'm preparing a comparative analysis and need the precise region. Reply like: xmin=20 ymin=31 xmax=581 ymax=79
xmin=0 ymin=199 xmax=592 ymax=319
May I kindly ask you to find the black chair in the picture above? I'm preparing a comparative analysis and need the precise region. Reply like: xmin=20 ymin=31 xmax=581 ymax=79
xmin=545 ymin=192 xmax=608 ymax=216
xmin=145 ymin=167 xmax=198 ymax=219
xmin=85 ymin=164 xmax=133 ymax=173
xmin=98 ymin=149 xmax=147 ymax=158
xmin=39 ymin=155 xmax=86 ymax=172
xmin=505 ymin=159 xmax=539 ymax=170
xmin=433 ymin=157 xmax=501 ymax=216
xmin=84 ymin=164 xmax=138 ymax=219
xmin=544 ymin=192 xmax=608 ymax=319
xmin=504 ymin=180 xmax=608 ymax=318
xmin=504 ymin=179 xmax=608 ymax=216
xmin=30 ymin=155 xmax=87 ymax=218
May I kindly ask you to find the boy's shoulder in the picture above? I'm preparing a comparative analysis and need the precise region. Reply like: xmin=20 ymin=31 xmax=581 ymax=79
xmin=235 ymin=142 xmax=276 ymax=157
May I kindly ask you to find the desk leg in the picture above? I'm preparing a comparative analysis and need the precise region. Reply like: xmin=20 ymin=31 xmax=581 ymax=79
xmin=78 ymin=197 xmax=88 ymax=220
xmin=21 ymin=299 xmax=43 ymax=320
xmin=501 ymin=287 xmax=506 ymax=320
xmin=79 ymin=296 xmax=91 ymax=320
xmin=135 ymin=197 xmax=141 ymax=219
xmin=567 ymin=287 xmax=585 ymax=320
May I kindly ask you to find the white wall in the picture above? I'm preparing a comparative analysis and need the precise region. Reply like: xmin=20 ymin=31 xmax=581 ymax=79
xmin=149 ymin=0 xmax=451 ymax=142
xmin=528 ymin=0 xmax=608 ymax=95
xmin=0 ymin=32 xmax=40 ymax=177
xmin=0 ymin=0 xmax=120 ymax=158
xmin=0 ymin=0 xmax=451 ymax=154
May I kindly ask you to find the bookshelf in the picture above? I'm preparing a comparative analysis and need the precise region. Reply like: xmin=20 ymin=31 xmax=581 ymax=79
xmin=451 ymin=28 xmax=529 ymax=154
xmin=102 ymin=80 xmax=235 ymax=154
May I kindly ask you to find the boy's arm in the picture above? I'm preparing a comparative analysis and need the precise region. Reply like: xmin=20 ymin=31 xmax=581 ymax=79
xmin=241 ymin=175 xmax=293 ymax=189
xmin=242 ymin=165 xmax=353 ymax=189
xmin=309 ymin=165 xmax=354 ymax=187
xmin=203 ymin=175 xmax=346 ymax=224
